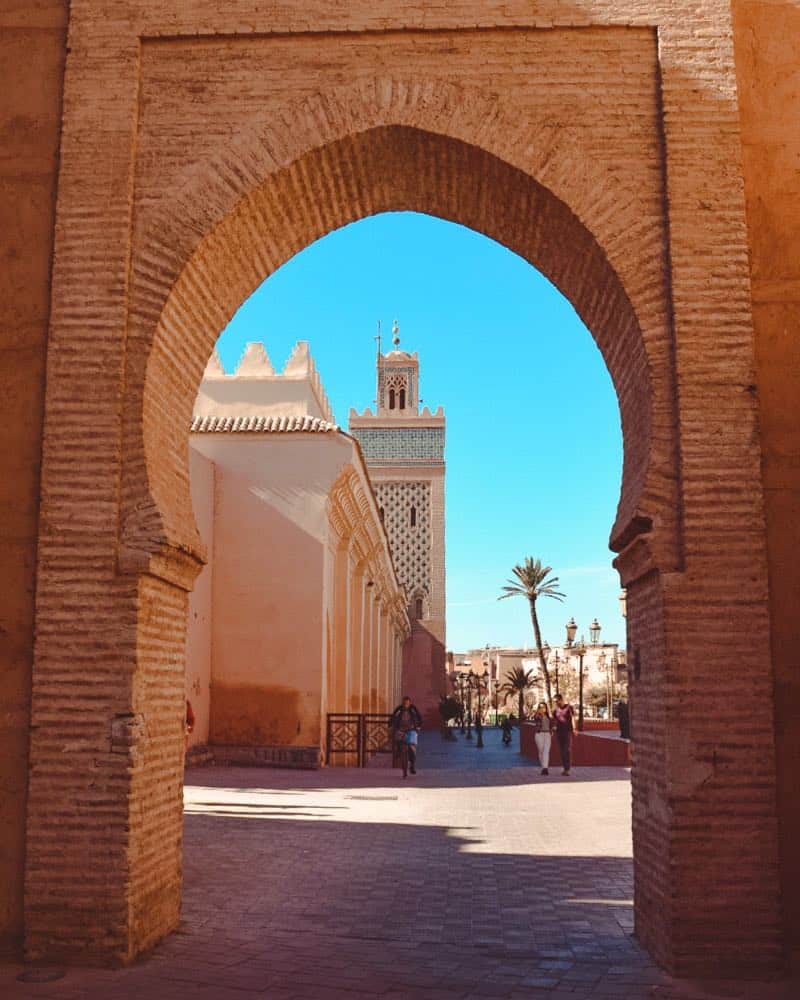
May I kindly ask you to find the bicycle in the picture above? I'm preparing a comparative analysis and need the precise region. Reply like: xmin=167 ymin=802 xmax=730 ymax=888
xmin=394 ymin=728 xmax=418 ymax=778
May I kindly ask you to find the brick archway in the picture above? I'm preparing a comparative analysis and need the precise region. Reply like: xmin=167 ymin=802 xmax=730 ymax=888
xmin=27 ymin=25 xmax=781 ymax=981
xmin=120 ymin=80 xmax=680 ymax=589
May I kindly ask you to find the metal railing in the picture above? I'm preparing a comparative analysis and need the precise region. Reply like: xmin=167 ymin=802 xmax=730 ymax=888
xmin=325 ymin=712 xmax=393 ymax=767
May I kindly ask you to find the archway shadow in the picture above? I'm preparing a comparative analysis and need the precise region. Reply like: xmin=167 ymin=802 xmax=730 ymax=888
xmin=169 ymin=810 xmax=643 ymax=997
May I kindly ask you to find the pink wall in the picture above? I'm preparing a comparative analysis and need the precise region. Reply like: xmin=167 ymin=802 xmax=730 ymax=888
xmin=209 ymin=455 xmax=325 ymax=747
xmin=189 ymin=433 xmax=354 ymax=748
xmin=402 ymin=623 xmax=446 ymax=726
xmin=187 ymin=428 xmax=407 ymax=755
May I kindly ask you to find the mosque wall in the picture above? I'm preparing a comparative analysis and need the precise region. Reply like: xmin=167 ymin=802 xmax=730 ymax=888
xmin=188 ymin=434 xmax=340 ymax=753
xmin=209 ymin=452 xmax=325 ymax=749
xmin=184 ymin=427 xmax=409 ymax=760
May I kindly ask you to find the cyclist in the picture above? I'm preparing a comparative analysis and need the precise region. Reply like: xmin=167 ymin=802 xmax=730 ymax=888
xmin=390 ymin=696 xmax=422 ymax=776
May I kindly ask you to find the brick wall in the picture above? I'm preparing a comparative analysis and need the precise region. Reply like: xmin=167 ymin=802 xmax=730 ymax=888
xmin=732 ymin=0 xmax=800 ymax=958
xmin=0 ymin=0 xmax=68 ymax=956
xmin=14 ymin=0 xmax=786 ymax=978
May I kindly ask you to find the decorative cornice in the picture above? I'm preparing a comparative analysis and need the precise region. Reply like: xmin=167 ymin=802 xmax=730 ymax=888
xmin=190 ymin=414 xmax=338 ymax=434
xmin=327 ymin=464 xmax=409 ymax=636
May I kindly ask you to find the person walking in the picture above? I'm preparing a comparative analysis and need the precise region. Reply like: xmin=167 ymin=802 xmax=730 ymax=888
xmin=390 ymin=696 xmax=422 ymax=775
xmin=553 ymin=693 xmax=575 ymax=775
xmin=532 ymin=701 xmax=553 ymax=775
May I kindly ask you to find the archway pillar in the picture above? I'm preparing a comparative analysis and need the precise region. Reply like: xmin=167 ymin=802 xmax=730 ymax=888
xmin=615 ymin=528 xmax=780 ymax=975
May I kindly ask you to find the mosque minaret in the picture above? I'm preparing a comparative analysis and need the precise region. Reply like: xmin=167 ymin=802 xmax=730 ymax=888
xmin=349 ymin=322 xmax=446 ymax=722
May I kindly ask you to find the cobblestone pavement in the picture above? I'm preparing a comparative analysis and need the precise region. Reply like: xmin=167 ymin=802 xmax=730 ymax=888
xmin=2 ymin=729 xmax=796 ymax=999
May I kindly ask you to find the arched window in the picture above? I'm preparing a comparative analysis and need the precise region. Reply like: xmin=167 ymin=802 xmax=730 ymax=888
xmin=399 ymin=388 xmax=406 ymax=410
xmin=410 ymin=505 xmax=417 ymax=527
xmin=388 ymin=388 xmax=396 ymax=409
xmin=414 ymin=597 xmax=423 ymax=620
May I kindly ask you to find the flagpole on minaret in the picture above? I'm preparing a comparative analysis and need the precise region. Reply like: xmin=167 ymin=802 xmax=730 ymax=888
xmin=374 ymin=320 xmax=382 ymax=408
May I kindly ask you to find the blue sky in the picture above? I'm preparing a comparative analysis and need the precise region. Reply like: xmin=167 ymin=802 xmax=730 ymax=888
xmin=215 ymin=211 xmax=625 ymax=650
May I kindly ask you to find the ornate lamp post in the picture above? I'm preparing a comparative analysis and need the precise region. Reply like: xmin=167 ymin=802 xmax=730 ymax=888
xmin=574 ymin=638 xmax=587 ymax=732
xmin=541 ymin=640 xmax=551 ymax=704
xmin=565 ymin=618 xmax=586 ymax=732
xmin=590 ymin=618 xmax=603 ymax=721
xmin=464 ymin=670 xmax=474 ymax=740
xmin=475 ymin=664 xmax=486 ymax=749
xmin=457 ymin=671 xmax=468 ymax=734
xmin=598 ymin=650 xmax=611 ymax=718
xmin=449 ymin=670 xmax=463 ymax=735
xmin=566 ymin=617 xmax=577 ymax=646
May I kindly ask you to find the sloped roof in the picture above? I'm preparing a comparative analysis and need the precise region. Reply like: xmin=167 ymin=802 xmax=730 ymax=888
xmin=190 ymin=414 xmax=339 ymax=434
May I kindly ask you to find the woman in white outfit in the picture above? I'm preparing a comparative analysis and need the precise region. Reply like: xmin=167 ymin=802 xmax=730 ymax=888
xmin=532 ymin=702 xmax=553 ymax=775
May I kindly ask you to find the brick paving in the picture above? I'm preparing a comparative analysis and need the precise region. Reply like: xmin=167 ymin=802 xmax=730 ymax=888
xmin=1 ymin=728 xmax=796 ymax=999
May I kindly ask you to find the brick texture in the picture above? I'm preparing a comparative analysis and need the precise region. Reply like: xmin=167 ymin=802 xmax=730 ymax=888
xmin=0 ymin=0 xmax=68 ymax=956
xmin=732 ymin=0 xmax=800 ymax=958
xmin=14 ymin=0 xmax=785 ymax=981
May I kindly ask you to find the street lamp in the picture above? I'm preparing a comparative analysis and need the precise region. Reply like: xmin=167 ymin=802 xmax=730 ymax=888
xmin=590 ymin=618 xmax=602 ymax=645
xmin=565 ymin=618 xmax=586 ymax=732
xmin=462 ymin=669 xmax=484 ymax=744
xmin=474 ymin=665 xmax=486 ymax=749
xmin=619 ymin=590 xmax=627 ymax=619
xmin=455 ymin=671 xmax=468 ymax=734
xmin=598 ymin=649 xmax=611 ymax=718
xmin=462 ymin=671 xmax=473 ymax=739
xmin=573 ymin=637 xmax=587 ymax=732
xmin=541 ymin=640 xmax=551 ymax=703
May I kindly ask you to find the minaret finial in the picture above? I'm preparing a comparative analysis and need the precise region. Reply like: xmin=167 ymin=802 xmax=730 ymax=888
xmin=392 ymin=319 xmax=400 ymax=349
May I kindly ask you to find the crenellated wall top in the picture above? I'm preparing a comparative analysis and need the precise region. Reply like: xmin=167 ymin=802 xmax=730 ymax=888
xmin=195 ymin=340 xmax=335 ymax=424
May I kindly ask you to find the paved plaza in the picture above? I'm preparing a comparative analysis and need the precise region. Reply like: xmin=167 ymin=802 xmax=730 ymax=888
xmin=1 ymin=729 xmax=795 ymax=999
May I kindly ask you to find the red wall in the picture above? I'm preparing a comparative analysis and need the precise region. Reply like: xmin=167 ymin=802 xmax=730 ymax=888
xmin=520 ymin=724 xmax=631 ymax=767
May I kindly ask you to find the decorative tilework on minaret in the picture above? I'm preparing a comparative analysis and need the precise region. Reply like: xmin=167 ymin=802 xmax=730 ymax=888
xmin=349 ymin=324 xmax=446 ymax=721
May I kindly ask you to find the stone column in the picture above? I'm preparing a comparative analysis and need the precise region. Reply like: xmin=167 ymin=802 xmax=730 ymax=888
xmin=331 ymin=541 xmax=350 ymax=714
xmin=364 ymin=585 xmax=378 ymax=712
xmin=348 ymin=561 xmax=365 ymax=715
xmin=379 ymin=607 xmax=390 ymax=711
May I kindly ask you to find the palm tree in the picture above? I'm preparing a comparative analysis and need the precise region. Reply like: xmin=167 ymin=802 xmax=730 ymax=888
xmin=499 ymin=665 xmax=537 ymax=723
xmin=498 ymin=557 xmax=565 ymax=706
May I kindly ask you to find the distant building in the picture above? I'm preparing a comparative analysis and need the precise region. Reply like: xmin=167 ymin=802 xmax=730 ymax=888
xmin=450 ymin=641 xmax=625 ymax=718
xmin=186 ymin=341 xmax=410 ymax=766
xmin=349 ymin=324 xmax=446 ymax=723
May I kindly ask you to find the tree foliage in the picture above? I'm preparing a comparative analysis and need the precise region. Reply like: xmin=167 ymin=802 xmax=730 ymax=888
xmin=499 ymin=665 xmax=537 ymax=722
xmin=438 ymin=695 xmax=461 ymax=724
xmin=498 ymin=557 xmax=565 ymax=706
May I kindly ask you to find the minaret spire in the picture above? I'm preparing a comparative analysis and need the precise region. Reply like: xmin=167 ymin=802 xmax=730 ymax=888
xmin=392 ymin=319 xmax=400 ymax=349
